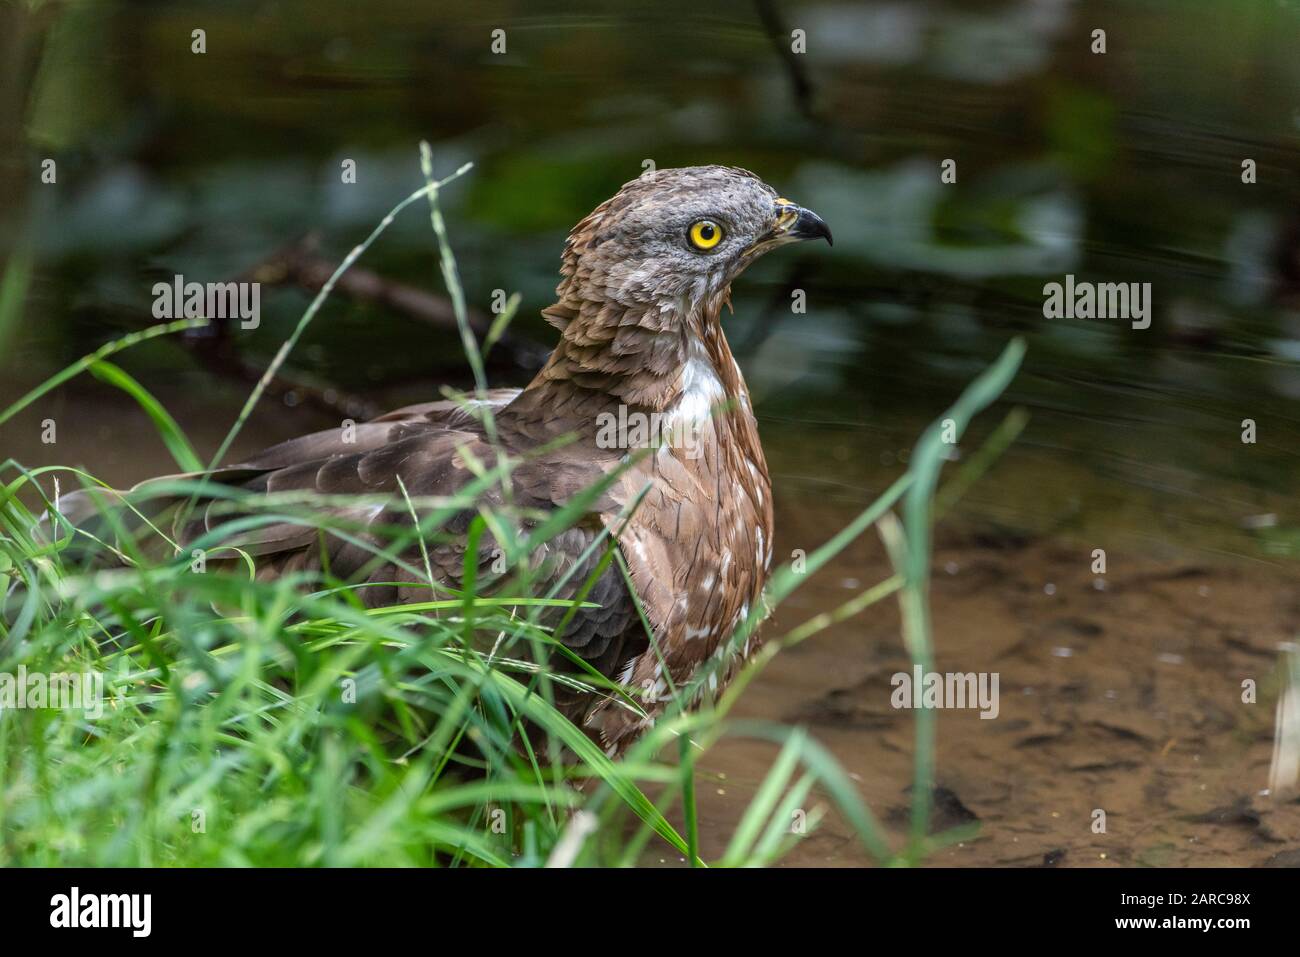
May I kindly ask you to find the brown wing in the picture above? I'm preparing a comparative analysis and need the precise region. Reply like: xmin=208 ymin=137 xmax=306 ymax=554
xmin=175 ymin=391 xmax=647 ymax=719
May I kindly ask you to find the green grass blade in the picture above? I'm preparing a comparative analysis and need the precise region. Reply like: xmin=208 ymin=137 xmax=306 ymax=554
xmin=87 ymin=359 xmax=203 ymax=472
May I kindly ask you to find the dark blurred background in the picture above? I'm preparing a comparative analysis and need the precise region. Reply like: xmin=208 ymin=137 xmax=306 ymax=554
xmin=0 ymin=0 xmax=1297 ymax=558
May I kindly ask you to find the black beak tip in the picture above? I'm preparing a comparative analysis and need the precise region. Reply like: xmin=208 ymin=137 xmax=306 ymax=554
xmin=792 ymin=207 xmax=833 ymax=247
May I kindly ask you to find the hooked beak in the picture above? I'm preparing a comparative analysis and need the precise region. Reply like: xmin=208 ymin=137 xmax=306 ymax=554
xmin=775 ymin=198 xmax=833 ymax=246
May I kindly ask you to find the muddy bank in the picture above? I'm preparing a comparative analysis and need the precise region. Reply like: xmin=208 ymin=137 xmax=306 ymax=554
xmin=692 ymin=494 xmax=1300 ymax=867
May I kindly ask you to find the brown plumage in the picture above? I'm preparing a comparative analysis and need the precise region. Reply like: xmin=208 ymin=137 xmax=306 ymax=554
xmin=68 ymin=166 xmax=832 ymax=754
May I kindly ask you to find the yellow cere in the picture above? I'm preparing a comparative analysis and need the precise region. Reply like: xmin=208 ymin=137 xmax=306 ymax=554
xmin=774 ymin=198 xmax=799 ymax=230
xmin=688 ymin=219 xmax=724 ymax=250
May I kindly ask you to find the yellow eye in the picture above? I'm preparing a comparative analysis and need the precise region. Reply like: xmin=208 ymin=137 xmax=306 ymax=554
xmin=688 ymin=220 xmax=724 ymax=251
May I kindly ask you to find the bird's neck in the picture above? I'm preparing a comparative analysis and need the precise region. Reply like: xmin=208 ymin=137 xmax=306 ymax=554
xmin=505 ymin=290 xmax=756 ymax=444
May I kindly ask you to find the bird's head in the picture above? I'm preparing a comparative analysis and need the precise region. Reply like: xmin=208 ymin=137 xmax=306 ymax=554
xmin=558 ymin=165 xmax=832 ymax=313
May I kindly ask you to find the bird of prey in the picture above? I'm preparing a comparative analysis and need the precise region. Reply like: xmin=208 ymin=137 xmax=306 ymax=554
xmin=66 ymin=166 xmax=832 ymax=754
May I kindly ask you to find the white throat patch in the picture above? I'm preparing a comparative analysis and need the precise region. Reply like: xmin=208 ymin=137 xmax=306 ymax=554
xmin=667 ymin=337 xmax=726 ymax=429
